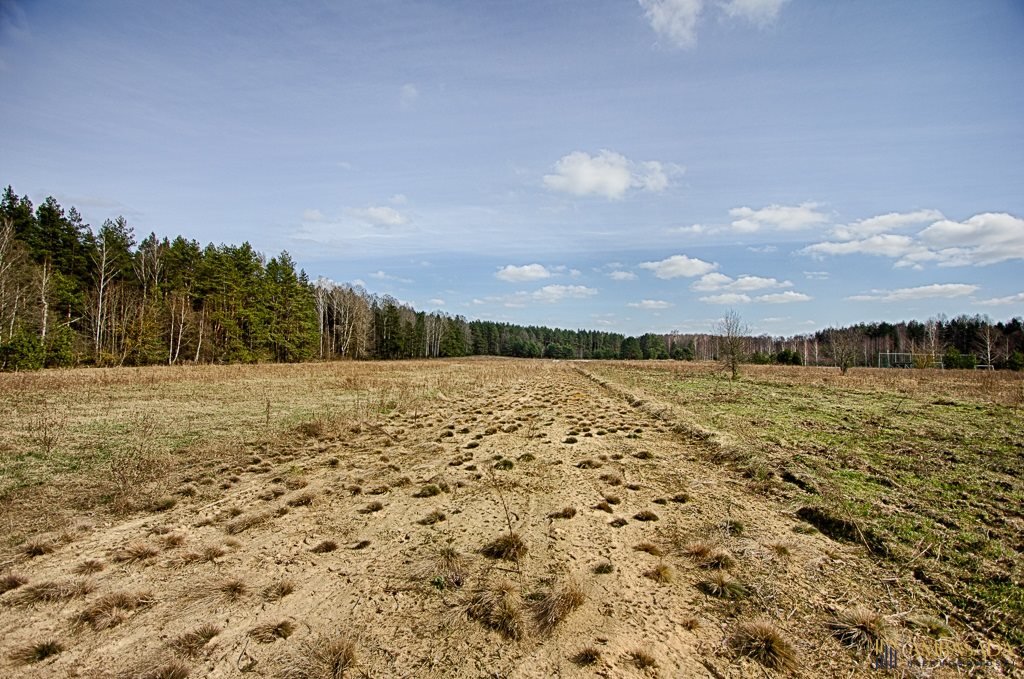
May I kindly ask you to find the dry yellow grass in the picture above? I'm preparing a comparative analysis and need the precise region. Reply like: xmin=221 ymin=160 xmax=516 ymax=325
xmin=0 ymin=358 xmax=1016 ymax=676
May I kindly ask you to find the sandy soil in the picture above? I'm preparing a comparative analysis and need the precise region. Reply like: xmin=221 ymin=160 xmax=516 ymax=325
xmin=1 ymin=361 xmax=1017 ymax=678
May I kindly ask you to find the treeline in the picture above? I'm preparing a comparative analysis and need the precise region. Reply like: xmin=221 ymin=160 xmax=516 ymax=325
xmin=2 ymin=186 xmax=1022 ymax=371
xmin=0 ymin=186 xmax=635 ymax=369
xmin=739 ymin=317 xmax=1024 ymax=370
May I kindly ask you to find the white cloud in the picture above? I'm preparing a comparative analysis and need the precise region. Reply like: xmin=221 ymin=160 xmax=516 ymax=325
xmin=637 ymin=161 xmax=669 ymax=192
xmin=639 ymin=0 xmax=703 ymax=48
xmin=803 ymin=271 xmax=830 ymax=280
xmin=400 ymin=83 xmax=418 ymax=108
xmin=569 ymin=268 xmax=582 ymax=277
xmin=719 ymin=0 xmax=788 ymax=25
xmin=351 ymin=279 xmax=366 ymax=288
xmin=691 ymin=272 xmax=733 ymax=290
xmin=700 ymin=293 xmax=751 ymax=305
xmin=639 ymin=0 xmax=787 ymax=48
xmin=747 ymin=245 xmax=778 ymax=253
xmin=369 ymin=270 xmax=413 ymax=284
xmin=846 ymin=283 xmax=979 ymax=303
xmin=495 ymin=263 xmax=552 ymax=282
xmin=803 ymin=212 xmax=1024 ymax=268
xmin=977 ymin=292 xmax=1024 ymax=306
xmin=609 ymin=270 xmax=638 ymax=281
xmin=692 ymin=273 xmax=792 ymax=292
xmin=488 ymin=285 xmax=599 ymax=307
xmin=627 ymin=299 xmax=673 ymax=310
xmin=350 ymin=205 xmax=408 ymax=227
xmin=831 ymin=209 xmax=943 ymax=240
xmin=729 ymin=202 xmax=829 ymax=232
xmin=802 ymin=234 xmax=922 ymax=259
xmin=531 ymin=285 xmax=598 ymax=303
xmin=390 ymin=193 xmax=408 ymax=205
xmin=302 ymin=208 xmax=326 ymax=222
xmin=918 ymin=213 xmax=1024 ymax=266
xmin=757 ymin=291 xmax=811 ymax=304
xmin=639 ymin=254 xmax=718 ymax=279
xmin=671 ymin=223 xmax=709 ymax=235
xmin=427 ymin=298 xmax=445 ymax=306
xmin=543 ymin=150 xmax=676 ymax=199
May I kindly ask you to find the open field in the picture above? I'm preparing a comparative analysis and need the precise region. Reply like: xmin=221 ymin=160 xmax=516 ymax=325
xmin=1 ymin=359 xmax=1021 ymax=677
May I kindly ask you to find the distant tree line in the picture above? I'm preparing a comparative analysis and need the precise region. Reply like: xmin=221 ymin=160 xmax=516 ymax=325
xmin=2 ymin=185 xmax=1021 ymax=371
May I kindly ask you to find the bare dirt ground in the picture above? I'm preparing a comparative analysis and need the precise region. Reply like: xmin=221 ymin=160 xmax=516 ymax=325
xmin=0 ymin=359 xmax=1020 ymax=678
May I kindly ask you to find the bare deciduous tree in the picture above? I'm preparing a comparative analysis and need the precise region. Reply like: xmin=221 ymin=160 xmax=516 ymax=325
xmin=977 ymin=317 xmax=996 ymax=368
xmin=717 ymin=310 xmax=748 ymax=380
xmin=828 ymin=328 xmax=861 ymax=375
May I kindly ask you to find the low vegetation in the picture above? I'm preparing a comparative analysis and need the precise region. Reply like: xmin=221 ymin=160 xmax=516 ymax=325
xmin=0 ymin=358 xmax=1018 ymax=675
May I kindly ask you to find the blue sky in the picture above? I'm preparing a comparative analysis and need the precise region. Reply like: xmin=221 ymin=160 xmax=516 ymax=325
xmin=1 ymin=0 xmax=1022 ymax=336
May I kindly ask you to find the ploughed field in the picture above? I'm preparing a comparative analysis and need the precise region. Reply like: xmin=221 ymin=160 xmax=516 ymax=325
xmin=0 ymin=359 xmax=1021 ymax=677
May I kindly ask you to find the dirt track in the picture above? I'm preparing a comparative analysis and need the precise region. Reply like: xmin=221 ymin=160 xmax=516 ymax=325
xmin=1 ymin=361 xmax=1010 ymax=677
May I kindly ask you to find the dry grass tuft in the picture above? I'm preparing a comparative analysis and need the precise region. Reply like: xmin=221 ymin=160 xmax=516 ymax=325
xmin=547 ymin=506 xmax=577 ymax=520
xmin=311 ymin=540 xmax=338 ymax=554
xmin=698 ymin=572 xmax=747 ymax=599
xmin=576 ymin=459 xmax=602 ymax=469
xmin=609 ymin=517 xmax=628 ymax=528
xmin=76 ymin=590 xmax=156 ymax=629
xmin=680 ymin=615 xmax=700 ymax=631
xmin=287 ymin=491 xmax=317 ymax=507
xmin=249 ymin=619 xmax=295 ymax=643
xmin=114 ymin=540 xmax=161 ymax=562
xmin=213 ymin=577 xmax=249 ymax=602
xmin=682 ymin=540 xmax=712 ymax=560
xmin=629 ymin=649 xmax=658 ymax=669
xmin=571 ymin=647 xmax=601 ymax=666
xmin=729 ymin=620 xmax=798 ymax=673
xmin=262 ymin=579 xmax=296 ymax=601
xmin=594 ymin=501 xmax=613 ymax=513
xmin=466 ymin=580 xmax=525 ymax=640
xmin=20 ymin=536 xmax=57 ymax=558
xmin=481 ymin=532 xmax=528 ymax=561
xmin=532 ymin=579 xmax=585 ymax=634
xmin=413 ymin=484 xmax=442 ymax=498
xmin=428 ymin=547 xmax=469 ymax=590
xmin=633 ymin=510 xmax=659 ymax=522
xmin=829 ymin=608 xmax=889 ymax=651
xmin=174 ymin=544 xmax=226 ymax=566
xmin=9 ymin=639 xmax=64 ymax=664
xmin=418 ymin=510 xmax=447 ymax=526
xmin=10 ymin=577 xmax=96 ymax=604
xmin=767 ymin=542 xmax=792 ymax=558
xmin=634 ymin=542 xmax=664 ymax=557
xmin=908 ymin=613 xmax=952 ymax=639
xmin=160 ymin=533 xmax=187 ymax=549
xmin=645 ymin=564 xmax=675 ymax=583
xmin=129 ymin=658 xmax=191 ymax=679
xmin=701 ymin=548 xmax=736 ymax=570
xmin=720 ymin=518 xmax=745 ymax=535
xmin=351 ymin=540 xmax=371 ymax=550
xmin=224 ymin=511 xmax=271 ymax=535
xmin=1 ymin=571 xmax=29 ymax=593
xmin=150 ymin=496 xmax=177 ymax=512
xmin=281 ymin=634 xmax=359 ymax=679
xmin=603 ymin=494 xmax=621 ymax=505
xmin=670 ymin=492 xmax=690 ymax=503
xmin=170 ymin=623 xmax=221 ymax=657
xmin=359 ymin=501 xmax=385 ymax=514
xmin=592 ymin=561 xmax=614 ymax=574
xmin=599 ymin=473 xmax=622 ymax=485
